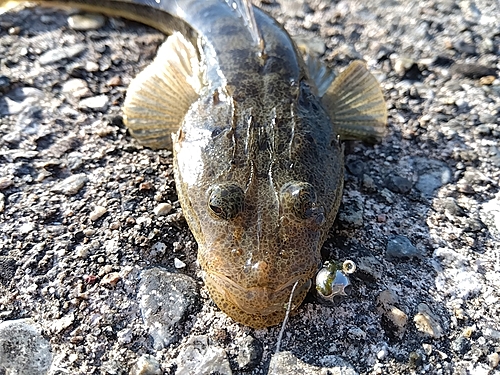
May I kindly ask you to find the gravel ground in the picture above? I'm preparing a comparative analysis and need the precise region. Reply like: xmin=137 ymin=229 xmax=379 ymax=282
xmin=1 ymin=0 xmax=499 ymax=374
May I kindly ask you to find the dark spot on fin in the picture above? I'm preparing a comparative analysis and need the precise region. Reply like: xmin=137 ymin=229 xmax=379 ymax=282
xmin=123 ymin=32 xmax=203 ymax=149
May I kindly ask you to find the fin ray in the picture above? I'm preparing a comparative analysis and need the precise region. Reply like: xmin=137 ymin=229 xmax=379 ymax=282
xmin=305 ymin=54 xmax=336 ymax=97
xmin=123 ymin=32 xmax=202 ymax=149
xmin=322 ymin=61 xmax=387 ymax=142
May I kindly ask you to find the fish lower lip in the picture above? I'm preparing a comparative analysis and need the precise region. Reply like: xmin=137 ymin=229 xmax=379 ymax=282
xmin=205 ymin=272 xmax=311 ymax=315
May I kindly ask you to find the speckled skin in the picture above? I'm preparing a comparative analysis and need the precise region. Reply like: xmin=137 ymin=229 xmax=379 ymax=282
xmin=170 ymin=2 xmax=345 ymax=328
xmin=14 ymin=0 xmax=345 ymax=328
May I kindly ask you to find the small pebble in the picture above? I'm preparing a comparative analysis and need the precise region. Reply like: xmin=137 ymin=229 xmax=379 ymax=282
xmin=79 ymin=95 xmax=110 ymax=112
xmin=1 ymin=87 xmax=45 ymax=116
xmin=362 ymin=174 xmax=375 ymax=189
xmin=0 ymin=319 xmax=53 ymax=375
xmin=154 ymin=203 xmax=172 ymax=216
xmin=0 ymin=177 xmax=13 ymax=190
xmin=413 ymin=158 xmax=451 ymax=197
xmin=393 ymin=56 xmax=415 ymax=76
xmin=0 ymin=193 xmax=4 ymax=212
xmin=51 ymin=174 xmax=88 ymax=195
xmin=487 ymin=352 xmax=499 ymax=368
xmin=174 ymin=258 xmax=186 ymax=269
xmin=451 ymin=335 xmax=470 ymax=354
xmin=50 ymin=313 xmax=75 ymax=334
xmin=235 ymin=335 xmax=263 ymax=371
xmin=408 ymin=351 xmax=423 ymax=369
xmin=139 ymin=181 xmax=153 ymax=191
xmin=106 ymin=75 xmax=122 ymax=86
xmin=175 ymin=336 xmax=232 ymax=375
xmin=377 ymin=346 xmax=388 ymax=360
xmin=413 ymin=303 xmax=444 ymax=338
xmin=269 ymin=351 xmax=358 ymax=375
xmin=138 ymin=268 xmax=198 ymax=349
xmin=39 ymin=44 xmax=86 ymax=65
xmin=89 ymin=206 xmax=107 ymax=221
xmin=117 ymin=328 xmax=133 ymax=345
xmin=385 ymin=174 xmax=413 ymax=194
xmin=348 ymin=327 xmax=366 ymax=340
xmin=62 ymin=78 xmax=91 ymax=99
xmin=100 ymin=272 xmax=121 ymax=287
xmin=356 ymin=256 xmax=385 ymax=281
xmin=377 ymin=290 xmax=408 ymax=338
xmin=338 ymin=195 xmax=364 ymax=228
xmin=85 ymin=61 xmax=99 ymax=72
xmin=386 ymin=235 xmax=421 ymax=260
xmin=450 ymin=63 xmax=497 ymax=79
xmin=422 ymin=343 xmax=432 ymax=355
xmin=68 ymin=13 xmax=106 ymax=31
xmin=129 ymin=355 xmax=161 ymax=375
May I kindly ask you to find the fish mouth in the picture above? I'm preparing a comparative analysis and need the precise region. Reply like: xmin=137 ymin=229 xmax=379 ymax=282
xmin=204 ymin=272 xmax=312 ymax=316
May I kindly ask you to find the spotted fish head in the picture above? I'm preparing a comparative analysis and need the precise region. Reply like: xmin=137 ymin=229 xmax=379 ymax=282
xmin=172 ymin=88 xmax=344 ymax=328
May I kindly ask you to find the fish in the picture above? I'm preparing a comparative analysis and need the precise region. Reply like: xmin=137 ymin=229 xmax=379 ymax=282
xmin=0 ymin=0 xmax=387 ymax=328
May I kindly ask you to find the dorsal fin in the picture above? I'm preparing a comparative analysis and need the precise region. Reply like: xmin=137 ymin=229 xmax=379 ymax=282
xmin=226 ymin=0 xmax=264 ymax=52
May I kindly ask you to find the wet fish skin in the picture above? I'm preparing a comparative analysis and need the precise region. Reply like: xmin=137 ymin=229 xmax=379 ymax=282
xmin=0 ymin=0 xmax=386 ymax=328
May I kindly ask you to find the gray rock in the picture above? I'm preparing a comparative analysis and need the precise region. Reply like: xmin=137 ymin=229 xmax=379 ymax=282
xmin=480 ymin=192 xmax=500 ymax=238
xmin=376 ymin=289 xmax=408 ymax=339
xmin=356 ymin=255 xmax=385 ymax=281
xmin=450 ymin=63 xmax=497 ymax=79
xmin=79 ymin=95 xmax=110 ymax=112
xmin=68 ymin=13 xmax=106 ymax=30
xmin=338 ymin=195 xmax=364 ymax=228
xmin=39 ymin=43 xmax=87 ymax=65
xmin=443 ymin=197 xmax=466 ymax=219
xmin=153 ymin=202 xmax=173 ymax=216
xmin=129 ymin=355 xmax=162 ymax=375
xmin=16 ymin=106 xmax=43 ymax=135
xmin=269 ymin=351 xmax=358 ymax=375
xmin=413 ymin=303 xmax=444 ymax=339
xmin=280 ymin=0 xmax=308 ymax=18
xmin=175 ymin=335 xmax=232 ymax=375
xmin=451 ymin=336 xmax=470 ymax=355
xmin=433 ymin=247 xmax=484 ymax=299
xmin=345 ymin=159 xmax=365 ymax=177
xmin=66 ymin=152 xmax=85 ymax=171
xmin=0 ymin=256 xmax=17 ymax=285
xmin=235 ymin=335 xmax=263 ymax=371
xmin=386 ymin=235 xmax=421 ymax=260
xmin=62 ymin=78 xmax=92 ymax=99
xmin=385 ymin=173 xmax=413 ymax=194
xmin=51 ymin=174 xmax=88 ymax=195
xmin=138 ymin=268 xmax=198 ymax=350
xmin=0 ymin=192 xmax=4 ymax=213
xmin=0 ymin=319 xmax=52 ymax=375
xmin=0 ymin=87 xmax=45 ymax=116
xmin=413 ymin=158 xmax=451 ymax=197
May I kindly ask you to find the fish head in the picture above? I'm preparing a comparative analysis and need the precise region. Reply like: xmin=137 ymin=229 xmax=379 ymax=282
xmin=172 ymin=87 xmax=343 ymax=328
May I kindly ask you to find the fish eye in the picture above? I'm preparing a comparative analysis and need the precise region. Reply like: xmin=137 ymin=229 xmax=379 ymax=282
xmin=280 ymin=181 xmax=325 ymax=226
xmin=207 ymin=183 xmax=245 ymax=220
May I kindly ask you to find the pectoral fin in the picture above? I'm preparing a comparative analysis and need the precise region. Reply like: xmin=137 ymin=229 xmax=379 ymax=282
xmin=304 ymin=53 xmax=336 ymax=97
xmin=123 ymin=32 xmax=203 ymax=149
xmin=322 ymin=61 xmax=387 ymax=143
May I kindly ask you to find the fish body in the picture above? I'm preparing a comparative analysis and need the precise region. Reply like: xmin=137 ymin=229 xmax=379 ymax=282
xmin=0 ymin=0 xmax=386 ymax=328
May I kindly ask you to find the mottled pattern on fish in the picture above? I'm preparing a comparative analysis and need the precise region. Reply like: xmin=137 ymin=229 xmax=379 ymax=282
xmin=0 ymin=0 xmax=386 ymax=328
